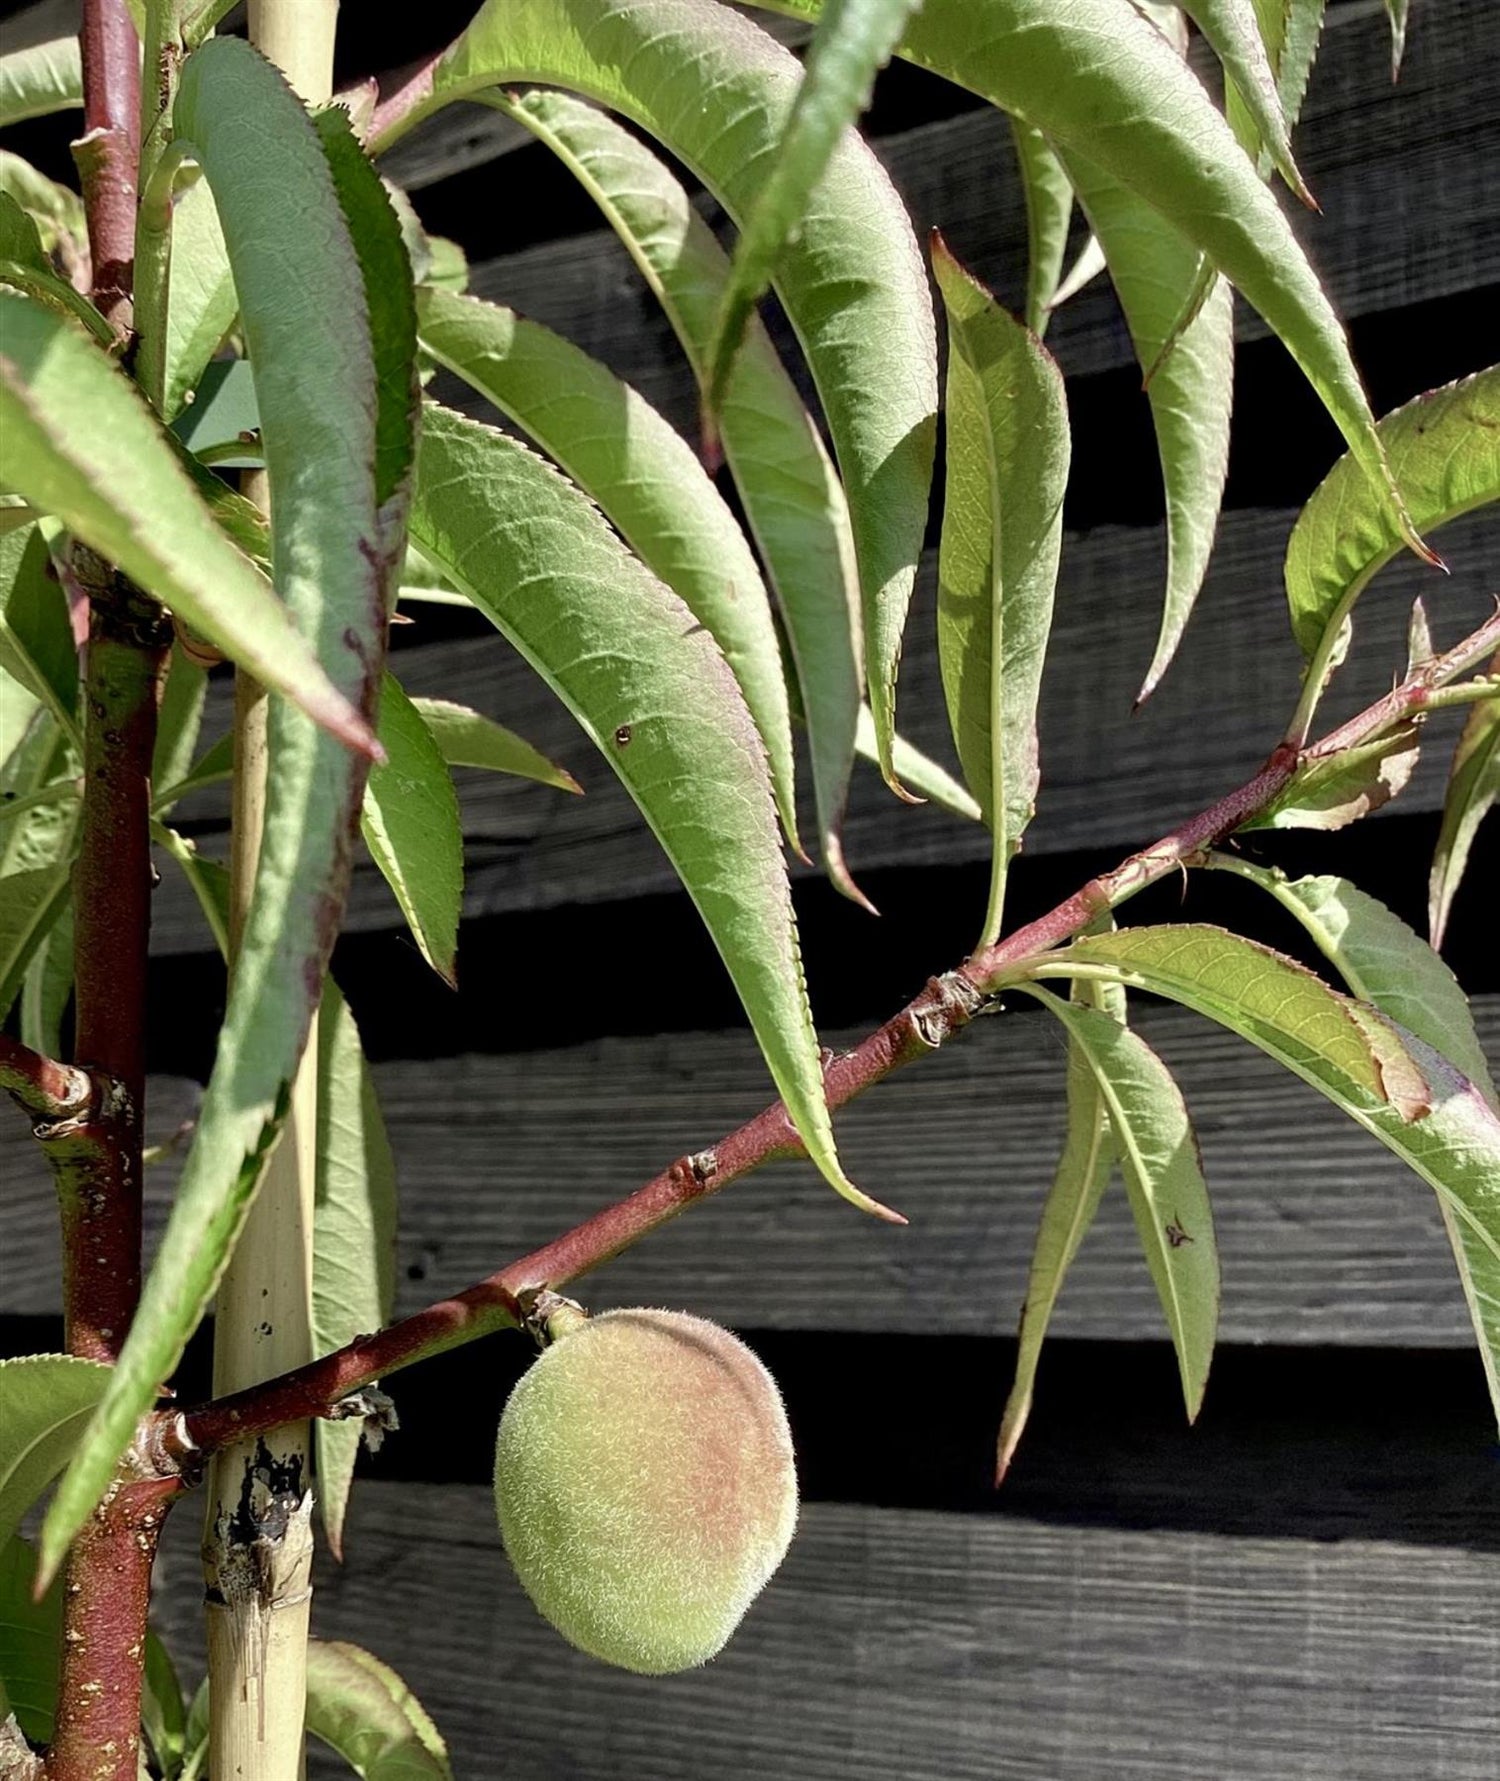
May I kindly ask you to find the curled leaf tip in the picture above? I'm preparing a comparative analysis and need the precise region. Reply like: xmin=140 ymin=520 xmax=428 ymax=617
xmin=825 ymin=837 xmax=879 ymax=916
xmin=829 ymin=1165 xmax=906 ymax=1226
xmin=1286 ymin=161 xmax=1319 ymax=214
xmin=882 ymin=759 xmax=925 ymax=806
xmin=1410 ymin=527 xmax=1446 ymax=569
xmin=1135 ymin=635 xmax=1185 ymax=710
xmin=994 ymin=1421 xmax=1025 ymax=1487
xmin=315 ymin=691 xmax=384 ymax=762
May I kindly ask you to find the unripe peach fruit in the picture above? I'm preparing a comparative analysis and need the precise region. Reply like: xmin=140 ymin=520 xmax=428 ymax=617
xmin=493 ymin=1307 xmax=797 ymax=1674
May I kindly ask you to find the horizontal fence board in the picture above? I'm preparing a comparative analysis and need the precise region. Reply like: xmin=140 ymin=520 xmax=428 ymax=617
xmin=453 ymin=0 xmax=1498 ymax=437
xmin=6 ymin=1001 xmax=1494 ymax=1345
xmin=147 ymin=505 xmax=1498 ymax=951
xmin=147 ymin=1485 xmax=1500 ymax=1781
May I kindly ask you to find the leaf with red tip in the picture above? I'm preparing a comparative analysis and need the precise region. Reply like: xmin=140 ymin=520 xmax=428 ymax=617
xmin=1023 ymin=985 xmax=1219 ymax=1424
xmin=931 ymin=238 xmax=1068 ymax=948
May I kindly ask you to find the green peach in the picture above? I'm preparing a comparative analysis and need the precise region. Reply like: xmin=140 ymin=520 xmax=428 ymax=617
xmin=493 ymin=1307 xmax=797 ymax=1674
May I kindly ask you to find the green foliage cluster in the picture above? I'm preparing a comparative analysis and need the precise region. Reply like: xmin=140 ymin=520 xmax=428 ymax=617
xmin=0 ymin=0 xmax=1496 ymax=1768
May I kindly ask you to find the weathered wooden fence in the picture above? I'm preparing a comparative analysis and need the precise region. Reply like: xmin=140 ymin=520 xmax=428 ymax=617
xmin=2 ymin=0 xmax=1497 ymax=1774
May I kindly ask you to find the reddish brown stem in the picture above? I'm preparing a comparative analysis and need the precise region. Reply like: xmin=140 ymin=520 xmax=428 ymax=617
xmin=1309 ymin=602 xmax=1500 ymax=761
xmin=41 ymin=13 xmax=173 ymax=1780
xmin=43 ymin=564 xmax=169 ymax=1781
xmin=0 ymin=1035 xmax=92 ymax=1122
xmin=367 ymin=52 xmax=440 ymax=142
xmin=45 ymin=1471 xmax=183 ymax=1781
xmin=63 ymin=552 xmax=171 ymax=1364
xmin=173 ymin=604 xmax=1500 ymax=1458
xmin=73 ymin=0 xmax=141 ymax=333
xmin=963 ymin=743 xmax=1302 ymax=985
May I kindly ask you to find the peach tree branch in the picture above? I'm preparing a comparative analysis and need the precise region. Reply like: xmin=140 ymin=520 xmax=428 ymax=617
xmin=169 ymin=597 xmax=1500 ymax=1461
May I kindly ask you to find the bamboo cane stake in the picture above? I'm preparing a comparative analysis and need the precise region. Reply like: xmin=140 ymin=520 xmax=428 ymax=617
xmin=200 ymin=6 xmax=338 ymax=1766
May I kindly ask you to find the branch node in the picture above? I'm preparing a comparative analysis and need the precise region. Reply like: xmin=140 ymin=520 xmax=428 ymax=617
xmin=323 ymin=1387 xmax=400 ymax=1453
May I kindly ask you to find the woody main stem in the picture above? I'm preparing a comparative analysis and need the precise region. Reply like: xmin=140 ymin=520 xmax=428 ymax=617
xmin=44 ymin=3 xmax=176 ymax=1752
xmin=176 ymin=600 xmax=1500 ymax=1459
xmin=42 ymin=386 xmax=173 ymax=1781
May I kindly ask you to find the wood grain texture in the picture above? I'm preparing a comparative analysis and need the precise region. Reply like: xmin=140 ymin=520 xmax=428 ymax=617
xmin=452 ymin=0 xmax=1498 ymax=434
xmin=145 ymin=505 xmax=1497 ymax=951
xmin=5 ymin=1001 xmax=1494 ymax=1344
xmin=142 ymin=1484 xmax=1500 ymax=1781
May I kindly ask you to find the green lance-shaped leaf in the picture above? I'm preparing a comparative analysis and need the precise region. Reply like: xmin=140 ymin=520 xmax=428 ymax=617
xmin=0 ymin=1538 xmax=62 ymax=1746
xmin=313 ymin=984 xmax=398 ymax=1561
xmin=1025 ymin=984 xmax=1219 ymax=1422
xmin=170 ymin=355 xmax=259 ymax=466
xmin=305 ymin=1642 xmax=453 ymax=1781
xmin=1286 ymin=366 xmax=1500 ymax=718
xmin=0 ymin=707 xmax=74 ymax=883
xmin=1180 ymin=0 xmax=1308 ymax=202
xmin=181 ymin=1682 xmax=210 ymax=1781
xmin=415 ymin=285 xmax=798 ymax=849
xmin=744 ymin=0 xmax=1418 ymax=555
xmin=1048 ymin=229 xmax=1107 ymax=310
xmin=0 ymin=859 xmax=73 ymax=1023
xmin=0 ymin=291 xmax=374 ymax=752
xmin=20 ymin=898 xmax=72 ymax=1061
xmin=154 ymin=731 xmax=232 ymax=814
xmin=1213 ymin=868 xmax=1496 ymax=1107
xmin=0 ymin=696 xmax=79 ymax=1024
xmin=1430 ymin=690 xmax=1500 ymax=951
xmin=0 ymin=37 xmax=81 ymax=128
xmin=370 ymin=0 xmax=938 ymax=793
xmin=0 ymin=190 xmax=113 ymax=345
xmin=1008 ymin=119 xmax=1074 ymax=337
xmin=0 ymin=521 xmax=77 ymax=745
xmin=1224 ymin=0 xmax=1326 ymax=182
xmin=853 ymin=705 xmax=981 ymax=824
xmin=931 ymin=238 xmax=1068 ymax=949
xmin=996 ymin=967 xmax=1123 ymax=1482
xmin=142 ymin=1632 xmax=188 ymax=1781
xmin=1242 ymin=721 xmax=1420 ymax=832
xmin=312 ymin=103 xmax=420 ymax=553
xmin=153 ymin=820 xmax=231 ymax=958
xmin=1209 ymin=863 xmax=1500 ymax=1426
xmin=411 ymin=402 xmax=889 ymax=1220
xmin=1055 ymin=144 xmax=1233 ymax=703
xmin=704 ymin=0 xmax=921 ymax=410
xmin=40 ymin=34 xmax=386 ymax=1585
xmin=411 ymin=695 xmax=581 ymax=796
xmin=0 ymin=1356 xmax=110 ymax=1552
xmin=151 ymin=643 xmax=210 ymax=803
xmin=362 ymin=672 xmax=463 ymax=986
xmin=1383 ymin=0 xmax=1411 ymax=78
xmin=1044 ymin=924 xmax=1500 ymax=1290
xmin=492 ymin=89 xmax=866 ymax=900
xmin=0 ymin=149 xmax=87 ymax=263
xmin=159 ymin=172 xmax=236 ymax=424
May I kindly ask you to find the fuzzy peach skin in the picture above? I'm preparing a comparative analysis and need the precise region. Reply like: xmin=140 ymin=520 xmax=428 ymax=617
xmin=493 ymin=1308 xmax=797 ymax=1673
